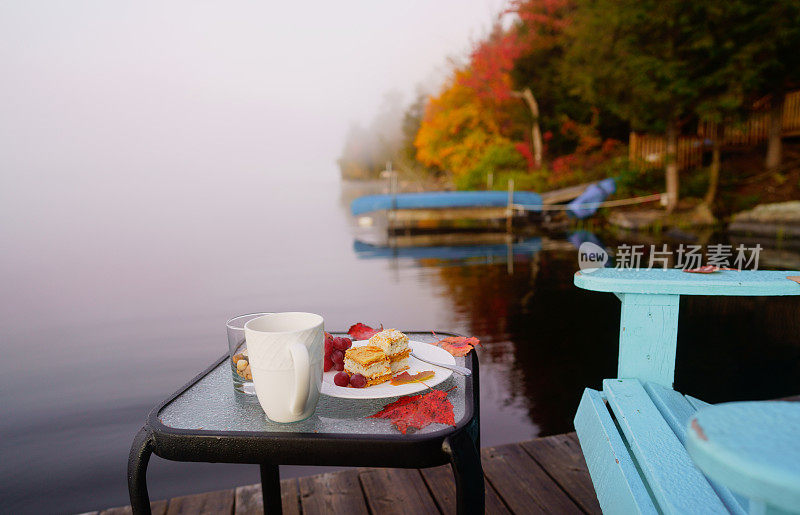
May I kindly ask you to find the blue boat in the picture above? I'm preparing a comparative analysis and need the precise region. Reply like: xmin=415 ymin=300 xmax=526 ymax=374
xmin=350 ymin=191 xmax=543 ymax=216
xmin=567 ymin=178 xmax=616 ymax=219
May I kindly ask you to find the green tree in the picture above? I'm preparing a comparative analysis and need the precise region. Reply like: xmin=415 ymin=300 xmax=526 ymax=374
xmin=400 ymin=93 xmax=428 ymax=164
xmin=681 ymin=0 xmax=800 ymax=202
xmin=691 ymin=2 xmax=753 ymax=205
xmin=736 ymin=1 xmax=800 ymax=170
xmin=564 ymin=0 xmax=725 ymax=211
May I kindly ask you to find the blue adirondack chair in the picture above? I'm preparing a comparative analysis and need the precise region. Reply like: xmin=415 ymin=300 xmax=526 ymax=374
xmin=572 ymin=269 xmax=800 ymax=514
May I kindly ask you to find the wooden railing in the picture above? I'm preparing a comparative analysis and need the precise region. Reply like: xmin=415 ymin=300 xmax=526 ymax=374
xmin=628 ymin=133 xmax=704 ymax=170
xmin=630 ymin=90 xmax=800 ymax=170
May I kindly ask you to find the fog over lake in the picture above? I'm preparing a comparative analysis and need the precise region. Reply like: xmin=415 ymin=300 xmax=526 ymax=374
xmin=0 ymin=2 xmax=512 ymax=512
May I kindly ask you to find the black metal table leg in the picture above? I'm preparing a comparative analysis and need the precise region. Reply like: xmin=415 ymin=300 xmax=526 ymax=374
xmin=260 ymin=463 xmax=282 ymax=514
xmin=128 ymin=426 xmax=155 ymax=515
xmin=443 ymin=428 xmax=485 ymax=515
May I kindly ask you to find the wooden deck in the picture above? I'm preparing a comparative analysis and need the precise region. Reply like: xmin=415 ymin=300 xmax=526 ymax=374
xmin=86 ymin=432 xmax=601 ymax=515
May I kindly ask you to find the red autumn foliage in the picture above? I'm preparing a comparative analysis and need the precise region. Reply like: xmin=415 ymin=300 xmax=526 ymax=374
xmin=684 ymin=266 xmax=735 ymax=273
xmin=515 ymin=141 xmax=535 ymax=169
xmin=347 ymin=323 xmax=383 ymax=340
xmin=551 ymin=154 xmax=579 ymax=179
xmin=369 ymin=390 xmax=456 ymax=434
xmin=548 ymin=112 xmax=624 ymax=180
xmin=508 ymin=0 xmax=575 ymax=38
xmin=464 ymin=28 xmax=526 ymax=102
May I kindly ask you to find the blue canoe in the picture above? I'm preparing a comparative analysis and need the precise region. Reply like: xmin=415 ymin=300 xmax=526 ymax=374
xmin=567 ymin=178 xmax=616 ymax=219
xmin=351 ymin=191 xmax=543 ymax=216
xmin=353 ymin=238 xmax=542 ymax=260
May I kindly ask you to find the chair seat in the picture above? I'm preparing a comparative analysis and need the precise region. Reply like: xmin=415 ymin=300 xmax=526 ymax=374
xmin=575 ymin=379 xmax=748 ymax=514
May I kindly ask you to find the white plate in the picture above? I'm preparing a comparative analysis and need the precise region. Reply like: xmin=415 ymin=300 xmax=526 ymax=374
xmin=321 ymin=340 xmax=455 ymax=399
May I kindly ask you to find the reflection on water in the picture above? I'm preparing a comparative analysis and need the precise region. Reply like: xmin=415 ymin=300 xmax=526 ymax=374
xmin=354 ymin=236 xmax=543 ymax=262
xmin=350 ymin=216 xmax=800 ymax=438
xmin=0 ymin=177 xmax=798 ymax=514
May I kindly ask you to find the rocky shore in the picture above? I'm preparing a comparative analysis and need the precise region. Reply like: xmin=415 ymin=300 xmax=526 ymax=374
xmin=729 ymin=201 xmax=800 ymax=239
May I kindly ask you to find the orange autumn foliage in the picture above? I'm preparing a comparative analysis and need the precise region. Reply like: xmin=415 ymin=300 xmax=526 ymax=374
xmin=414 ymin=68 xmax=512 ymax=176
xmin=414 ymin=28 xmax=528 ymax=177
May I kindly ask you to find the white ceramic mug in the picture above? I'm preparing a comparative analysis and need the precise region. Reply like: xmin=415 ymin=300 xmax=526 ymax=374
xmin=244 ymin=312 xmax=324 ymax=423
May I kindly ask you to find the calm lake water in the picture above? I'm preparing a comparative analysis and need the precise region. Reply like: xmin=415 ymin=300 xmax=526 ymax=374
xmin=1 ymin=174 xmax=798 ymax=514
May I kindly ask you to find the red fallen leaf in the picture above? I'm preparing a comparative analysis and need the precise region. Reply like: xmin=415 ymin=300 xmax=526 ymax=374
xmin=684 ymin=266 xmax=736 ymax=274
xmin=390 ymin=370 xmax=435 ymax=386
xmin=369 ymin=390 xmax=455 ymax=434
xmin=439 ymin=341 xmax=474 ymax=357
xmin=684 ymin=266 xmax=718 ymax=274
xmin=438 ymin=336 xmax=481 ymax=348
xmin=348 ymin=322 xmax=383 ymax=340
xmin=431 ymin=334 xmax=481 ymax=356
xmin=788 ymin=276 xmax=800 ymax=285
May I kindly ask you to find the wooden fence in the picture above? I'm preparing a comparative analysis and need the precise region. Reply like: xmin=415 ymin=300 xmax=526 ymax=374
xmin=628 ymin=133 xmax=704 ymax=170
xmin=630 ymin=90 xmax=800 ymax=170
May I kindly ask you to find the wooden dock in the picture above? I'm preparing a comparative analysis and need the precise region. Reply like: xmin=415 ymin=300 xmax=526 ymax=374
xmin=87 ymin=432 xmax=600 ymax=515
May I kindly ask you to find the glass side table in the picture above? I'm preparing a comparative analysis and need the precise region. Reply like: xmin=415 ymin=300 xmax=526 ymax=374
xmin=128 ymin=331 xmax=482 ymax=514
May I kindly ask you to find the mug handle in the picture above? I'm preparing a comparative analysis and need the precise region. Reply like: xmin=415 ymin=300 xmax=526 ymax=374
xmin=289 ymin=343 xmax=310 ymax=416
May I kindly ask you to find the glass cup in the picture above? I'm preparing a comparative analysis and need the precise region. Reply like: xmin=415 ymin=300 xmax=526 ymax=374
xmin=227 ymin=313 xmax=270 ymax=397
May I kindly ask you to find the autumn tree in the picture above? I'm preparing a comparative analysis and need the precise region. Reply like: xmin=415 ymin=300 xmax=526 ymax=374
xmin=415 ymin=26 xmax=528 ymax=178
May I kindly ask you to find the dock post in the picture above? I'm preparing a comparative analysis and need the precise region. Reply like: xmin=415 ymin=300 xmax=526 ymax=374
xmin=385 ymin=161 xmax=397 ymax=234
xmin=506 ymin=178 xmax=514 ymax=234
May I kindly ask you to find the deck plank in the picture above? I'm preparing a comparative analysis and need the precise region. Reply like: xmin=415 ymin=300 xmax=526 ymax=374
xmin=98 ymin=500 xmax=167 ymax=515
xmin=94 ymin=433 xmax=619 ymax=515
xmin=520 ymin=433 xmax=601 ymax=514
xmin=234 ymin=479 xmax=300 ymax=515
xmin=420 ymin=463 xmax=510 ymax=514
xmin=358 ymin=468 xmax=439 ymax=515
xmin=165 ymin=488 xmax=234 ymax=515
xmin=482 ymin=443 xmax=582 ymax=514
xmin=299 ymin=470 xmax=368 ymax=515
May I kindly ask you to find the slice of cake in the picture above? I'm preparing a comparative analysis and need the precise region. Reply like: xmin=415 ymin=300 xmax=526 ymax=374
xmin=343 ymin=346 xmax=392 ymax=386
xmin=368 ymin=329 xmax=411 ymax=374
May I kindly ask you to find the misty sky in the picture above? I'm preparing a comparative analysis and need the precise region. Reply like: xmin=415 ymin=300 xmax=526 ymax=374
xmin=1 ymin=0 xmax=507 ymax=187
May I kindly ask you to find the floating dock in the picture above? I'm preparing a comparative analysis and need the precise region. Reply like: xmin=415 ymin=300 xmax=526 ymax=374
xmin=350 ymin=191 xmax=544 ymax=217
xmin=349 ymin=180 xmax=623 ymax=232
